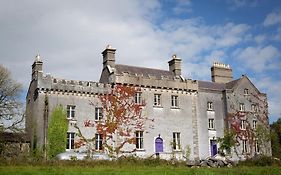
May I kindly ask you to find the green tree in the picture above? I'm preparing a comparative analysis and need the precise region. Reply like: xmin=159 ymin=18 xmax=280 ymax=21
xmin=271 ymin=118 xmax=281 ymax=159
xmin=218 ymin=129 xmax=236 ymax=155
xmin=47 ymin=105 xmax=68 ymax=159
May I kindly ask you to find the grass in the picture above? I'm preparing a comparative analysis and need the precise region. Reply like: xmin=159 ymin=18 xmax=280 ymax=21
xmin=0 ymin=165 xmax=281 ymax=175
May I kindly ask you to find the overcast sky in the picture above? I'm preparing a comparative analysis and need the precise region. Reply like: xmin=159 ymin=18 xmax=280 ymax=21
xmin=0 ymin=0 xmax=280 ymax=123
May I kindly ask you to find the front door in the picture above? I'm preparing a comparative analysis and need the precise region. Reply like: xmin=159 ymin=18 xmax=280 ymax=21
xmin=210 ymin=140 xmax=217 ymax=156
xmin=155 ymin=136 xmax=163 ymax=153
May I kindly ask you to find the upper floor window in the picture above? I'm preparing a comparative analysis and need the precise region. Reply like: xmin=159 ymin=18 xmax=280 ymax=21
xmin=172 ymin=132 xmax=181 ymax=150
xmin=135 ymin=92 xmax=142 ymax=104
xmin=136 ymin=131 xmax=144 ymax=150
xmin=244 ymin=88 xmax=249 ymax=96
xmin=154 ymin=94 xmax=161 ymax=106
xmin=241 ymin=120 xmax=247 ymax=130
xmin=171 ymin=95 xmax=179 ymax=108
xmin=239 ymin=103 xmax=245 ymax=112
xmin=207 ymin=102 xmax=213 ymax=111
xmin=95 ymin=107 xmax=103 ymax=121
xmin=66 ymin=132 xmax=75 ymax=150
xmin=95 ymin=134 xmax=103 ymax=150
xmin=253 ymin=120 xmax=257 ymax=130
xmin=251 ymin=104 xmax=258 ymax=112
xmin=67 ymin=105 xmax=76 ymax=119
xmin=208 ymin=118 xmax=215 ymax=130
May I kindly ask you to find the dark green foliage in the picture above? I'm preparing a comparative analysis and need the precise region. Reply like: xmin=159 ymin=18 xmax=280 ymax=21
xmin=47 ymin=105 xmax=68 ymax=159
xmin=271 ymin=118 xmax=281 ymax=159
xmin=218 ymin=129 xmax=236 ymax=154
xmin=238 ymin=155 xmax=281 ymax=166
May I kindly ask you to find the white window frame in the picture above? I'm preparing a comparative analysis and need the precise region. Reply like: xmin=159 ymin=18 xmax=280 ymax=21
xmin=136 ymin=131 xmax=144 ymax=150
xmin=171 ymin=95 xmax=179 ymax=108
xmin=154 ymin=94 xmax=161 ymax=106
xmin=208 ymin=118 xmax=215 ymax=130
xmin=95 ymin=107 xmax=103 ymax=121
xmin=244 ymin=88 xmax=249 ymax=96
xmin=67 ymin=105 xmax=75 ymax=119
xmin=135 ymin=92 xmax=142 ymax=104
xmin=242 ymin=139 xmax=247 ymax=154
xmin=239 ymin=103 xmax=245 ymax=112
xmin=254 ymin=139 xmax=259 ymax=153
xmin=207 ymin=102 xmax=213 ymax=111
xmin=241 ymin=120 xmax=246 ymax=130
xmin=253 ymin=120 xmax=257 ymax=130
xmin=173 ymin=132 xmax=181 ymax=150
xmin=66 ymin=132 xmax=75 ymax=150
xmin=95 ymin=134 xmax=103 ymax=150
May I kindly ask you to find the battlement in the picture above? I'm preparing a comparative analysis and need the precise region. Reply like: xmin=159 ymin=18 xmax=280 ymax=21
xmin=213 ymin=62 xmax=231 ymax=69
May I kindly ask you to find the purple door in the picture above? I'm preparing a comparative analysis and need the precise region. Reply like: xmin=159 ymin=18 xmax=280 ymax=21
xmin=155 ymin=137 xmax=163 ymax=153
xmin=210 ymin=140 xmax=217 ymax=156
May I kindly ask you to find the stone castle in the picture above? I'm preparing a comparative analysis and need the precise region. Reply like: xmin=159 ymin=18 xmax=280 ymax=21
xmin=26 ymin=45 xmax=271 ymax=160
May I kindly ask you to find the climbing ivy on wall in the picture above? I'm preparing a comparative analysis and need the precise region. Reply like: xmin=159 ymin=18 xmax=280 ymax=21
xmin=47 ymin=105 xmax=68 ymax=159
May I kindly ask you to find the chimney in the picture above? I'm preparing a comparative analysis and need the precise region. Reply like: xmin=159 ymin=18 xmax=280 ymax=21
xmin=211 ymin=62 xmax=233 ymax=83
xmin=168 ymin=54 xmax=182 ymax=76
xmin=102 ymin=45 xmax=116 ymax=69
xmin=32 ymin=54 xmax=43 ymax=80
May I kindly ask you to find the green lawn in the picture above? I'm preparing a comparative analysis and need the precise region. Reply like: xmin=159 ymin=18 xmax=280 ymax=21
xmin=0 ymin=165 xmax=281 ymax=175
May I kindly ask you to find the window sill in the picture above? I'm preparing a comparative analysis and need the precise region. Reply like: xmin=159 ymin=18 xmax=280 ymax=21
xmin=208 ymin=129 xmax=216 ymax=131
xmin=153 ymin=105 xmax=163 ymax=108
xmin=136 ymin=149 xmax=146 ymax=152
xmin=172 ymin=149 xmax=182 ymax=152
xmin=171 ymin=107 xmax=180 ymax=109
xmin=207 ymin=109 xmax=214 ymax=111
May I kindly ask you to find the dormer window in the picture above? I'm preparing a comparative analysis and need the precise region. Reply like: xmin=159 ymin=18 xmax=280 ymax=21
xmin=244 ymin=88 xmax=249 ymax=96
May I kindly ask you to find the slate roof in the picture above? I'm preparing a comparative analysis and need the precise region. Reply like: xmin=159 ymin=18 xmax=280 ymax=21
xmin=115 ymin=64 xmax=175 ymax=79
xmin=198 ymin=78 xmax=241 ymax=91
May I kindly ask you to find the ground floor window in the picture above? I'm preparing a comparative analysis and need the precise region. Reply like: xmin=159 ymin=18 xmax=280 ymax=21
xmin=136 ymin=131 xmax=144 ymax=150
xmin=66 ymin=132 xmax=75 ymax=150
xmin=172 ymin=132 xmax=181 ymax=150
xmin=95 ymin=134 xmax=103 ymax=150
xmin=242 ymin=139 xmax=247 ymax=154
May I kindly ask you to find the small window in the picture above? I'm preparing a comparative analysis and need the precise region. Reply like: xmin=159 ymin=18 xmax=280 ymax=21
xmin=66 ymin=132 xmax=75 ymax=150
xmin=154 ymin=94 xmax=161 ymax=106
xmin=208 ymin=118 xmax=215 ymax=130
xmin=241 ymin=120 xmax=246 ymax=130
xmin=244 ymin=88 xmax=249 ymax=96
xmin=135 ymin=92 xmax=142 ymax=104
xmin=95 ymin=107 xmax=103 ymax=121
xmin=242 ymin=139 xmax=247 ymax=154
xmin=53 ymin=79 xmax=57 ymax=83
xmin=253 ymin=120 xmax=257 ymax=130
xmin=239 ymin=103 xmax=245 ymax=111
xmin=87 ymin=82 xmax=91 ymax=87
xmin=171 ymin=95 xmax=179 ymax=108
xmin=251 ymin=104 xmax=258 ymax=112
xmin=207 ymin=102 xmax=213 ymax=110
xmin=172 ymin=132 xmax=181 ymax=150
xmin=67 ymin=105 xmax=76 ymax=119
xmin=254 ymin=139 xmax=259 ymax=153
xmin=95 ymin=134 xmax=103 ymax=150
xmin=136 ymin=131 xmax=144 ymax=150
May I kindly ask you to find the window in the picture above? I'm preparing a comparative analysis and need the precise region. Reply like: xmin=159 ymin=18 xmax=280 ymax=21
xmin=251 ymin=104 xmax=258 ymax=112
xmin=135 ymin=92 xmax=142 ymax=104
xmin=95 ymin=107 xmax=103 ymax=121
xmin=253 ymin=120 xmax=257 ymax=130
xmin=136 ymin=131 xmax=144 ymax=150
xmin=242 ymin=139 xmax=247 ymax=154
xmin=207 ymin=102 xmax=213 ymax=110
xmin=239 ymin=103 xmax=245 ymax=112
xmin=154 ymin=94 xmax=161 ymax=106
xmin=241 ymin=120 xmax=246 ymax=130
xmin=171 ymin=95 xmax=179 ymax=108
xmin=208 ymin=118 xmax=215 ymax=129
xmin=254 ymin=139 xmax=259 ymax=153
xmin=173 ymin=132 xmax=181 ymax=150
xmin=244 ymin=88 xmax=249 ymax=96
xmin=67 ymin=105 xmax=75 ymax=119
xmin=95 ymin=134 xmax=103 ymax=150
xmin=66 ymin=132 xmax=75 ymax=150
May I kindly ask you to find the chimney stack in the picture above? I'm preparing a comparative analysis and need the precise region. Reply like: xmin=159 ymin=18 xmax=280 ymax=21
xmin=168 ymin=54 xmax=182 ymax=76
xmin=102 ymin=45 xmax=116 ymax=69
xmin=211 ymin=62 xmax=233 ymax=83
